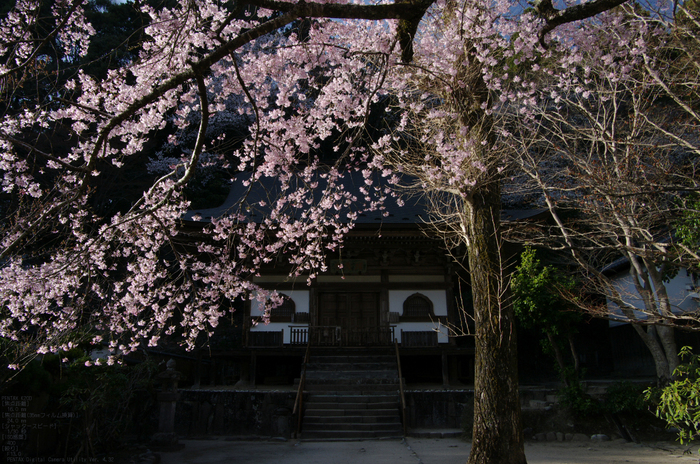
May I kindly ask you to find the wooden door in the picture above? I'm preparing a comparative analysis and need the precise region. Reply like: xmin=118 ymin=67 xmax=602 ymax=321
xmin=318 ymin=292 xmax=378 ymax=327
xmin=317 ymin=292 xmax=379 ymax=345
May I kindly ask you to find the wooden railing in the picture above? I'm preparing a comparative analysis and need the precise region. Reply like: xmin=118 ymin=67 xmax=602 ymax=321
xmin=394 ymin=338 xmax=407 ymax=437
xmin=252 ymin=327 xmax=441 ymax=347
xmin=343 ymin=326 xmax=395 ymax=346
xmin=292 ymin=341 xmax=311 ymax=439
xmin=290 ymin=326 xmax=396 ymax=346
xmin=310 ymin=326 xmax=342 ymax=346
xmin=290 ymin=326 xmax=308 ymax=345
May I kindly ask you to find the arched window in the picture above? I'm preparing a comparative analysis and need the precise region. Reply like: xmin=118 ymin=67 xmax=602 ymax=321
xmin=270 ymin=294 xmax=295 ymax=322
xmin=401 ymin=293 xmax=434 ymax=321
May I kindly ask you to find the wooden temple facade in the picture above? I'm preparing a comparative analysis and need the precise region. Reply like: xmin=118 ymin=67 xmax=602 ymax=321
xmin=180 ymin=178 xmax=475 ymax=389
xmin=235 ymin=224 xmax=474 ymax=388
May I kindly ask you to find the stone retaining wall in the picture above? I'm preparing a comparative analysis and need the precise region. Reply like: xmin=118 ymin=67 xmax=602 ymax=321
xmin=404 ymin=390 xmax=473 ymax=429
xmin=175 ymin=390 xmax=296 ymax=438
xmin=175 ymin=389 xmax=476 ymax=438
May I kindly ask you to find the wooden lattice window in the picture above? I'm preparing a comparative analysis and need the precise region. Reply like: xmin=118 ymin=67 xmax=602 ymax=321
xmin=401 ymin=293 xmax=434 ymax=321
xmin=270 ymin=294 xmax=295 ymax=322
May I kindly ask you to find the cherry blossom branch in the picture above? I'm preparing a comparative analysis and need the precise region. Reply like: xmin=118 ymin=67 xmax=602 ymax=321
xmin=230 ymin=52 xmax=261 ymax=210
xmin=123 ymin=68 xmax=210 ymax=221
xmin=55 ymin=98 xmax=114 ymax=120
xmin=94 ymin=64 xmax=213 ymax=236
xmin=0 ymin=177 xmax=91 ymax=261
xmin=0 ymin=134 xmax=88 ymax=172
xmin=84 ymin=7 xmax=301 ymax=175
xmin=536 ymin=0 xmax=630 ymax=47
xmin=0 ymin=0 xmax=85 ymax=79
xmin=246 ymin=0 xmax=435 ymax=21
xmin=64 ymin=0 xmax=437 ymax=178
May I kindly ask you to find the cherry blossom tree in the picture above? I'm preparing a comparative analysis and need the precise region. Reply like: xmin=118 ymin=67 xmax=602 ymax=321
xmin=0 ymin=0 xmax=652 ymax=462
xmin=503 ymin=1 xmax=700 ymax=384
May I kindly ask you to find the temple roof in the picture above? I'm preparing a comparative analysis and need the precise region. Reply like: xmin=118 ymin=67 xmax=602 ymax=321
xmin=183 ymin=171 xmax=545 ymax=225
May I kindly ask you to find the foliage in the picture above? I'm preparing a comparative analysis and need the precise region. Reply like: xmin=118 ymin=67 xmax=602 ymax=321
xmin=646 ymin=346 xmax=700 ymax=444
xmin=58 ymin=357 xmax=159 ymax=458
xmin=512 ymin=247 xmax=581 ymax=382
xmin=560 ymin=379 xmax=647 ymax=418
xmin=8 ymin=354 xmax=52 ymax=393
xmin=81 ymin=0 xmax=150 ymax=81
xmin=558 ymin=378 xmax=602 ymax=418
xmin=676 ymin=195 xmax=700 ymax=267
xmin=184 ymin=169 xmax=232 ymax=210
xmin=511 ymin=247 xmax=579 ymax=336
xmin=604 ymin=381 xmax=647 ymax=415
xmin=5 ymin=351 xmax=158 ymax=458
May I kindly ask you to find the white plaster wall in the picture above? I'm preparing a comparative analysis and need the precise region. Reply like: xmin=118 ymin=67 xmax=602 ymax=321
xmin=389 ymin=289 xmax=449 ymax=343
xmin=249 ymin=290 xmax=310 ymax=344
xmin=607 ymin=268 xmax=698 ymax=327
xmin=389 ymin=290 xmax=448 ymax=315
xmin=248 ymin=288 xmax=453 ymax=344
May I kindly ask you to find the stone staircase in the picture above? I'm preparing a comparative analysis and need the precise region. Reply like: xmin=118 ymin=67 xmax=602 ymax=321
xmin=300 ymin=349 xmax=404 ymax=440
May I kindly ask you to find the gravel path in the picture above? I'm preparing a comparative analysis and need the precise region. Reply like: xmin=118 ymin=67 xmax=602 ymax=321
xmin=155 ymin=437 xmax=698 ymax=464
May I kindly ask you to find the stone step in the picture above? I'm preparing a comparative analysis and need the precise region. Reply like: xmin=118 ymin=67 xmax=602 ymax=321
xmin=308 ymin=355 xmax=395 ymax=364
xmin=306 ymin=362 xmax=397 ymax=371
xmin=305 ymin=401 xmax=398 ymax=408
xmin=305 ymin=401 xmax=399 ymax=410
xmin=305 ymin=371 xmax=398 ymax=381
xmin=306 ymin=394 xmax=398 ymax=403
xmin=303 ymin=415 xmax=399 ymax=424
xmin=302 ymin=421 xmax=402 ymax=432
xmin=300 ymin=348 xmax=403 ymax=439
xmin=304 ymin=408 xmax=399 ymax=417
xmin=306 ymin=375 xmax=398 ymax=383
xmin=302 ymin=429 xmax=403 ymax=440
xmin=304 ymin=384 xmax=399 ymax=393
xmin=306 ymin=366 xmax=398 ymax=373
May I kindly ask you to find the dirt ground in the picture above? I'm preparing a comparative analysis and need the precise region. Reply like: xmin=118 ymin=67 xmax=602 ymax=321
xmin=158 ymin=437 xmax=699 ymax=464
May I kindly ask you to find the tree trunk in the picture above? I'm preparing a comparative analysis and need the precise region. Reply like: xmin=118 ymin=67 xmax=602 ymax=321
xmin=567 ymin=333 xmax=580 ymax=379
xmin=547 ymin=332 xmax=570 ymax=387
xmin=452 ymin=41 xmax=526 ymax=463
xmin=657 ymin=325 xmax=680 ymax=378
xmin=465 ymin=181 xmax=526 ymax=464
xmin=631 ymin=323 xmax=673 ymax=384
xmin=626 ymin=257 xmax=679 ymax=383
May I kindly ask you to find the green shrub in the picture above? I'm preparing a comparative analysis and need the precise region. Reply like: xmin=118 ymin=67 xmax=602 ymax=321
xmin=558 ymin=380 xmax=602 ymax=417
xmin=645 ymin=346 xmax=700 ymax=444
xmin=58 ymin=358 xmax=159 ymax=456
xmin=5 ymin=352 xmax=158 ymax=458
xmin=604 ymin=381 xmax=646 ymax=415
